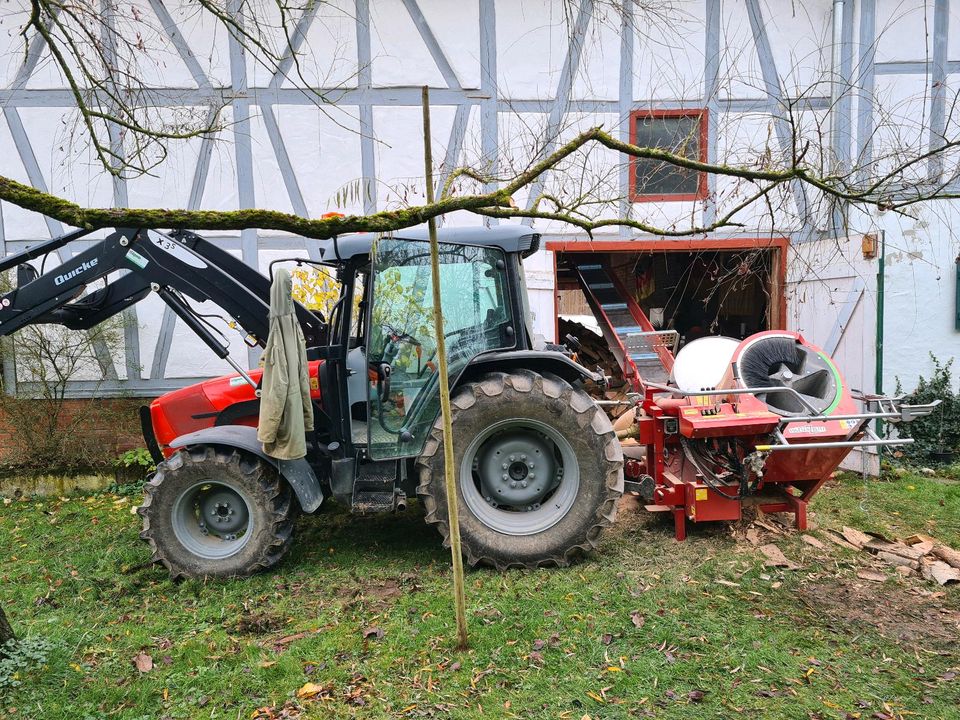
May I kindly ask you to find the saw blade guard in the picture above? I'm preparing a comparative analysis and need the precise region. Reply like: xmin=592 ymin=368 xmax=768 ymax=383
xmin=725 ymin=331 xmax=844 ymax=417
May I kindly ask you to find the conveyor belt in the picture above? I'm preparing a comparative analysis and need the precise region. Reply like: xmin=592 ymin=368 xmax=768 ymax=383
xmin=572 ymin=261 xmax=675 ymax=387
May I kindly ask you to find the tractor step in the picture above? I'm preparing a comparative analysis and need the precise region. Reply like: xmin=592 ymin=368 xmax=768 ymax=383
xmin=351 ymin=460 xmax=399 ymax=514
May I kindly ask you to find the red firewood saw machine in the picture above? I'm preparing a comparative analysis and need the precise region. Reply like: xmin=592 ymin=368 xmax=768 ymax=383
xmin=578 ymin=286 xmax=939 ymax=539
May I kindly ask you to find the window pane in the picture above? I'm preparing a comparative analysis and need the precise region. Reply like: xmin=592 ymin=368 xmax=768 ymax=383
xmin=366 ymin=238 xmax=514 ymax=459
xmin=634 ymin=114 xmax=702 ymax=197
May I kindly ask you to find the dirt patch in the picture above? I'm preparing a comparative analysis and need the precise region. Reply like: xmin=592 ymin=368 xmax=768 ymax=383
xmin=797 ymin=577 xmax=960 ymax=647
xmin=333 ymin=575 xmax=421 ymax=613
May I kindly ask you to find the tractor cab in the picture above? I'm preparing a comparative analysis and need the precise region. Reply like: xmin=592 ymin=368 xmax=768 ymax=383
xmin=326 ymin=230 xmax=535 ymax=461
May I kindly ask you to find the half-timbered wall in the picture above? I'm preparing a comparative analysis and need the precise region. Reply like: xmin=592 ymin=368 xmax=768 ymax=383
xmin=0 ymin=0 xmax=957 ymax=395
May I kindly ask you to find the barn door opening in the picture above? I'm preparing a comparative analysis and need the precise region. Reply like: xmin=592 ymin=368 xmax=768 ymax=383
xmin=551 ymin=241 xmax=785 ymax=391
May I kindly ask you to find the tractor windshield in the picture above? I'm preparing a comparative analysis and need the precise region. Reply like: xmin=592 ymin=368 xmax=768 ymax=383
xmin=366 ymin=238 xmax=515 ymax=459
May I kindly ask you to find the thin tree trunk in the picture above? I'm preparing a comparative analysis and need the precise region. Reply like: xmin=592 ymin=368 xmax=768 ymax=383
xmin=0 ymin=606 xmax=15 ymax=646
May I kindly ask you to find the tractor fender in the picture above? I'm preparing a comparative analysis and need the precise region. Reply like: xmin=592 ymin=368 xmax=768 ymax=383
xmin=169 ymin=425 xmax=324 ymax=513
xmin=458 ymin=350 xmax=602 ymax=387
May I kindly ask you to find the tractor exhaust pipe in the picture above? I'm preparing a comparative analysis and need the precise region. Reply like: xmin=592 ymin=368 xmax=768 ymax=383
xmin=394 ymin=490 xmax=408 ymax=512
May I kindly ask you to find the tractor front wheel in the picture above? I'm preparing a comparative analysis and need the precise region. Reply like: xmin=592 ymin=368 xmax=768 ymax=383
xmin=138 ymin=446 xmax=295 ymax=579
xmin=417 ymin=370 xmax=623 ymax=569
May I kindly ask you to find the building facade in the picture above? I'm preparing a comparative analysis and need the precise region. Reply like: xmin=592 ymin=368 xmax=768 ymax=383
xmin=0 ymin=0 xmax=956 ymax=398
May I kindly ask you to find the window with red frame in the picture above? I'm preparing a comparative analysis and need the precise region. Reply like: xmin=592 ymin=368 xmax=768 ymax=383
xmin=629 ymin=109 xmax=708 ymax=202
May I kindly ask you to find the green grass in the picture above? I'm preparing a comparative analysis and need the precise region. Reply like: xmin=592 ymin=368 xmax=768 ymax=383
xmin=1 ymin=471 xmax=958 ymax=719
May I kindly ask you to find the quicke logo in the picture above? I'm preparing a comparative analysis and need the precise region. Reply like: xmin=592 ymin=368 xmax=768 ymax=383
xmin=54 ymin=257 xmax=99 ymax=286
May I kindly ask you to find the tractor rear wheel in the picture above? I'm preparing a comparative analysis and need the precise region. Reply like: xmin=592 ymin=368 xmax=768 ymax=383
xmin=138 ymin=446 xmax=295 ymax=579
xmin=417 ymin=370 xmax=623 ymax=569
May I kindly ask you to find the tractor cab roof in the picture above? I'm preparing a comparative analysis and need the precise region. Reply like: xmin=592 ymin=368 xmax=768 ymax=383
xmin=316 ymin=225 xmax=541 ymax=262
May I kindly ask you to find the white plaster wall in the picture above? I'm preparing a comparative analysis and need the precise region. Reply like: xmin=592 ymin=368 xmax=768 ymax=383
xmin=857 ymin=203 xmax=960 ymax=393
xmin=0 ymin=0 xmax=956 ymax=390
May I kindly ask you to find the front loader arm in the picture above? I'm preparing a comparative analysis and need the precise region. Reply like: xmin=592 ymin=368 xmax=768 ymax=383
xmin=0 ymin=227 xmax=324 ymax=352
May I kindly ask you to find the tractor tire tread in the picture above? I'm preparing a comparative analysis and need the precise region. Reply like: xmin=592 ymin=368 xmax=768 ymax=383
xmin=138 ymin=446 xmax=294 ymax=580
xmin=416 ymin=369 xmax=623 ymax=570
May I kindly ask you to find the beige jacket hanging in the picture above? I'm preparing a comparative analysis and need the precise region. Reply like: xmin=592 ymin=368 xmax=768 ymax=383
xmin=257 ymin=268 xmax=313 ymax=460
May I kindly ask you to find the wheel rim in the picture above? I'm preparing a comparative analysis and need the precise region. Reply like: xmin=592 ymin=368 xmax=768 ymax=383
xmin=171 ymin=481 xmax=254 ymax=559
xmin=460 ymin=418 xmax=580 ymax=536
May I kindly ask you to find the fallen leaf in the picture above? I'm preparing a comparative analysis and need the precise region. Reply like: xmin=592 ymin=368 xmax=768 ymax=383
xmin=362 ymin=626 xmax=384 ymax=640
xmin=630 ymin=611 xmax=645 ymax=629
xmin=132 ymin=652 xmax=153 ymax=673
xmin=297 ymin=682 xmax=328 ymax=699
xmin=529 ymin=651 xmax=544 ymax=666
xmin=532 ymin=639 xmax=545 ymax=651
xmin=688 ymin=689 xmax=706 ymax=702
xmin=601 ymin=633 xmax=613 ymax=645
xmin=274 ymin=631 xmax=310 ymax=647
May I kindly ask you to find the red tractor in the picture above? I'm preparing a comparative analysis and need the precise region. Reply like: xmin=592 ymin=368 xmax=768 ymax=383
xmin=0 ymin=226 xmax=624 ymax=578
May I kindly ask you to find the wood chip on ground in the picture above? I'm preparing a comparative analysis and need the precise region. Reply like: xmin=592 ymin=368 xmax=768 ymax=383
xmin=856 ymin=569 xmax=888 ymax=583
xmin=841 ymin=526 xmax=872 ymax=549
xmin=920 ymin=561 xmax=960 ymax=586
xmin=801 ymin=535 xmax=827 ymax=550
xmin=758 ymin=543 xmax=800 ymax=570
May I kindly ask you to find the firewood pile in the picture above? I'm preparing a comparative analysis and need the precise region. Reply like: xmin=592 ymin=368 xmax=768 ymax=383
xmin=560 ymin=319 xmax=624 ymax=387
xmin=823 ymin=527 xmax=960 ymax=586
xmin=559 ymin=319 xmax=633 ymax=417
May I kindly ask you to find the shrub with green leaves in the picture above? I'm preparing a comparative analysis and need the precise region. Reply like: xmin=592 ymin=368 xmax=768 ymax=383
xmin=114 ymin=447 xmax=156 ymax=473
xmin=108 ymin=447 xmax=157 ymax=495
xmin=0 ymin=637 xmax=54 ymax=691
xmin=895 ymin=354 xmax=960 ymax=463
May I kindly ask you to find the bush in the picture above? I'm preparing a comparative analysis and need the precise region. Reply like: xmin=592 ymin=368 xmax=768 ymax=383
xmin=895 ymin=354 xmax=960 ymax=463
xmin=0 ymin=268 xmax=143 ymax=469
xmin=0 ymin=637 xmax=54 ymax=690
xmin=108 ymin=448 xmax=157 ymax=495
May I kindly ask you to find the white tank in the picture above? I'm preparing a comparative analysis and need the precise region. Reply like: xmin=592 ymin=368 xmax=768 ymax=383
xmin=670 ymin=336 xmax=741 ymax=392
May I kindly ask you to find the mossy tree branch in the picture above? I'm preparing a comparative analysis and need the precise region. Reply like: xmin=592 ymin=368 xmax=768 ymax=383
xmin=1 ymin=125 xmax=954 ymax=239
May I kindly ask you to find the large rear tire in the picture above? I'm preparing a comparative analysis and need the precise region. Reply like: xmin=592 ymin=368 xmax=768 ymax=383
xmin=138 ymin=446 xmax=295 ymax=580
xmin=417 ymin=370 xmax=623 ymax=569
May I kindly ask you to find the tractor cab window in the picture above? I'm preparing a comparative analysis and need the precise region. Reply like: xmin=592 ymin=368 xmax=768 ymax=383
xmin=350 ymin=269 xmax=367 ymax=344
xmin=366 ymin=238 xmax=514 ymax=459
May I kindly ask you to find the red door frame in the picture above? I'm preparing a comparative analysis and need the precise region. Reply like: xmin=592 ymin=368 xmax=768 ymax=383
xmin=547 ymin=236 xmax=789 ymax=342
